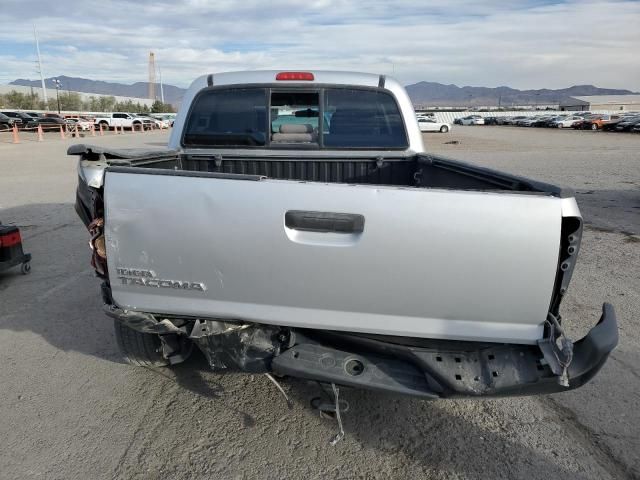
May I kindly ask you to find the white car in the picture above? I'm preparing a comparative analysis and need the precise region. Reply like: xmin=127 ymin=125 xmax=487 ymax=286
xmin=417 ymin=117 xmax=451 ymax=133
xmin=551 ymin=116 xmax=584 ymax=128
xmin=458 ymin=115 xmax=485 ymax=125
xmin=67 ymin=118 xmax=93 ymax=131
xmin=134 ymin=114 xmax=165 ymax=129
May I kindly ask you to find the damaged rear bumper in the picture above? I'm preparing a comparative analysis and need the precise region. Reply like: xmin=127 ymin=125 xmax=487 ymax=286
xmin=105 ymin=296 xmax=617 ymax=399
xmin=272 ymin=303 xmax=618 ymax=398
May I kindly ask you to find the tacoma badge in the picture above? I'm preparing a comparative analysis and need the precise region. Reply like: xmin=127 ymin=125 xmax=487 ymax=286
xmin=116 ymin=267 xmax=207 ymax=292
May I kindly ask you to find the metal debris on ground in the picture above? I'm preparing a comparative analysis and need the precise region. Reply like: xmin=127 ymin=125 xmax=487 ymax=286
xmin=265 ymin=373 xmax=293 ymax=409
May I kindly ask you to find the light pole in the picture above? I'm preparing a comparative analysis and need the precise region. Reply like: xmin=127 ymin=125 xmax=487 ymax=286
xmin=52 ymin=78 xmax=61 ymax=114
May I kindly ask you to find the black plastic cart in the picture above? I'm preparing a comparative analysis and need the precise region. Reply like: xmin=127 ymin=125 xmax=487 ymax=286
xmin=0 ymin=223 xmax=31 ymax=275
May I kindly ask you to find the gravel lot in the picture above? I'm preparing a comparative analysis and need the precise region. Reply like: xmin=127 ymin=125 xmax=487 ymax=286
xmin=0 ymin=127 xmax=638 ymax=479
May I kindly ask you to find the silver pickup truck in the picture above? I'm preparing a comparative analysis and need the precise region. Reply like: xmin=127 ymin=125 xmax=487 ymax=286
xmin=72 ymin=70 xmax=617 ymax=400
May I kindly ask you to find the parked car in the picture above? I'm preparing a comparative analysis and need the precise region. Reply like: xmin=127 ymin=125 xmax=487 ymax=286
xmin=71 ymin=70 xmax=617 ymax=404
xmin=458 ymin=115 xmax=485 ymax=125
xmin=503 ymin=116 xmax=527 ymax=125
xmin=534 ymin=116 xmax=562 ymax=127
xmin=579 ymin=115 xmax=623 ymax=130
xmin=601 ymin=116 xmax=631 ymax=131
xmin=518 ymin=117 xmax=540 ymax=127
xmin=417 ymin=117 xmax=451 ymax=133
xmin=571 ymin=115 xmax=597 ymax=130
xmin=135 ymin=114 xmax=167 ymax=129
xmin=25 ymin=117 xmax=74 ymax=132
xmin=0 ymin=112 xmax=19 ymax=130
xmin=151 ymin=113 xmax=177 ymax=126
xmin=149 ymin=114 xmax=173 ymax=128
xmin=614 ymin=116 xmax=640 ymax=132
xmin=67 ymin=118 xmax=93 ymax=131
xmin=550 ymin=116 xmax=584 ymax=128
xmin=1 ymin=111 xmax=32 ymax=127
xmin=93 ymin=112 xmax=152 ymax=131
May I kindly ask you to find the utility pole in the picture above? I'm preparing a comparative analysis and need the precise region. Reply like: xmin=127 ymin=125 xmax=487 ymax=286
xmin=52 ymin=78 xmax=61 ymax=114
xmin=33 ymin=24 xmax=48 ymax=107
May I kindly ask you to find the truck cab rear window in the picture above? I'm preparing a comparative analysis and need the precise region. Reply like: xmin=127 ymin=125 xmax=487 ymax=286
xmin=184 ymin=88 xmax=267 ymax=147
xmin=183 ymin=87 xmax=407 ymax=149
xmin=323 ymin=89 xmax=407 ymax=148
xmin=271 ymin=91 xmax=320 ymax=145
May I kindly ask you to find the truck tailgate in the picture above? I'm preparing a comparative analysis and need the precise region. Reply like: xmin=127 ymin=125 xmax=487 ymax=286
xmin=104 ymin=168 xmax=562 ymax=344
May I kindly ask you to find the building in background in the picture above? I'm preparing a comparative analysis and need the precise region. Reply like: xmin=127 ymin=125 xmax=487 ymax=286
xmin=560 ymin=95 xmax=640 ymax=111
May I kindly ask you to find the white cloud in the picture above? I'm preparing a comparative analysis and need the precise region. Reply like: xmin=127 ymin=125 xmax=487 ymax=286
xmin=0 ymin=0 xmax=638 ymax=90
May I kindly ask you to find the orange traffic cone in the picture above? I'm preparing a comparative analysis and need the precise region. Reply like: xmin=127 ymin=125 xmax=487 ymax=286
xmin=99 ymin=123 xmax=104 ymax=136
xmin=12 ymin=124 xmax=20 ymax=144
xmin=60 ymin=125 xmax=66 ymax=139
xmin=74 ymin=124 xmax=79 ymax=138
xmin=90 ymin=124 xmax=96 ymax=137
xmin=113 ymin=124 xmax=118 ymax=135
xmin=37 ymin=124 xmax=44 ymax=142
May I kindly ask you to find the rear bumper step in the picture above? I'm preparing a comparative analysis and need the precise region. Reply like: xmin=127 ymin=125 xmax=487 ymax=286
xmin=272 ymin=303 xmax=618 ymax=398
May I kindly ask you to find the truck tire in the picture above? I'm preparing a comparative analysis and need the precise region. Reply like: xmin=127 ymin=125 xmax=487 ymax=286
xmin=100 ymin=121 xmax=110 ymax=131
xmin=440 ymin=125 xmax=449 ymax=133
xmin=113 ymin=320 xmax=169 ymax=367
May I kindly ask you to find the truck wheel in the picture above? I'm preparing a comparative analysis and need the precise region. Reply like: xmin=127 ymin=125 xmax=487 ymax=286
xmin=591 ymin=124 xmax=598 ymax=130
xmin=100 ymin=121 xmax=110 ymax=131
xmin=440 ymin=125 xmax=449 ymax=133
xmin=113 ymin=320 xmax=170 ymax=367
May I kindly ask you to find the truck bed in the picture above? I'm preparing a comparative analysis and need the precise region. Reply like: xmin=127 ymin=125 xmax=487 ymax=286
xmin=71 ymin=144 xmax=577 ymax=344
xmin=69 ymin=144 xmax=567 ymax=195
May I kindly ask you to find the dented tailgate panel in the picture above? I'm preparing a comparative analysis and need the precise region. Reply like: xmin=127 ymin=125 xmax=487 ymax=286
xmin=104 ymin=169 xmax=562 ymax=344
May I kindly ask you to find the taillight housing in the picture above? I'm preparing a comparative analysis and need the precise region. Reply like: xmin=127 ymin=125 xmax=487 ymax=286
xmin=0 ymin=230 xmax=22 ymax=248
xmin=276 ymin=71 xmax=315 ymax=81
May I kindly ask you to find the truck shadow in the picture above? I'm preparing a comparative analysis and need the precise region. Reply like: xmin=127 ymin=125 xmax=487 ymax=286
xmin=156 ymin=350 xmax=595 ymax=479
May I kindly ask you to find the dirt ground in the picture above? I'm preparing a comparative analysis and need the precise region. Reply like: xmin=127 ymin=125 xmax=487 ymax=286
xmin=0 ymin=126 xmax=638 ymax=479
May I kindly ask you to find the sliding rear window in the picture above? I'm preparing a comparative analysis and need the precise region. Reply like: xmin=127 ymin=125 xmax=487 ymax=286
xmin=183 ymin=86 xmax=407 ymax=149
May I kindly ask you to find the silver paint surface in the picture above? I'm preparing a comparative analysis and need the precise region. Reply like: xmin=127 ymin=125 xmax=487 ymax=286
xmin=104 ymin=171 xmax=564 ymax=344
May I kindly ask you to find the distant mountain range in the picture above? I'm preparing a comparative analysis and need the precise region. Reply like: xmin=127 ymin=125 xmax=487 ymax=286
xmin=10 ymin=76 xmax=186 ymax=105
xmin=9 ymin=76 xmax=639 ymax=107
xmin=405 ymin=82 xmax=638 ymax=107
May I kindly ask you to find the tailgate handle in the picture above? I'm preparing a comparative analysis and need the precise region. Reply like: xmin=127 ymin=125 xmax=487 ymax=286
xmin=285 ymin=210 xmax=364 ymax=234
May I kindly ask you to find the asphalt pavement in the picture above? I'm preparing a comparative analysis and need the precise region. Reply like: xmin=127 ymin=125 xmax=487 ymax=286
xmin=0 ymin=126 xmax=638 ymax=479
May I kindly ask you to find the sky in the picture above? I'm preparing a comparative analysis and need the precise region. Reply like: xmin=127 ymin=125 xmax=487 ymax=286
xmin=0 ymin=0 xmax=639 ymax=90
